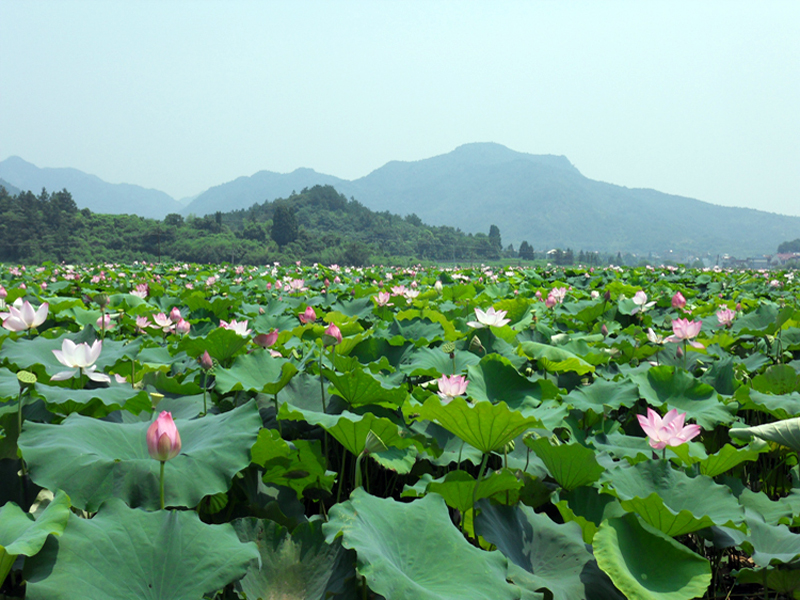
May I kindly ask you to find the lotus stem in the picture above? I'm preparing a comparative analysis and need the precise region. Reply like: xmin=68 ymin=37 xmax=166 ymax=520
xmin=202 ymin=370 xmax=208 ymax=414
xmin=472 ymin=452 xmax=490 ymax=527
xmin=159 ymin=460 xmax=165 ymax=510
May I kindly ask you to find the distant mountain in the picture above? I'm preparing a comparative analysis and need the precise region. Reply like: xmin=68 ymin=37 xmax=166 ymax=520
xmin=0 ymin=156 xmax=184 ymax=219
xmin=184 ymin=142 xmax=799 ymax=256
xmin=0 ymin=178 xmax=20 ymax=196
xmin=182 ymin=168 xmax=347 ymax=216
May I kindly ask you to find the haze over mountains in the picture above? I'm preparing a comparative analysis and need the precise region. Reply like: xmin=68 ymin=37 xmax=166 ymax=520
xmin=2 ymin=144 xmax=797 ymax=256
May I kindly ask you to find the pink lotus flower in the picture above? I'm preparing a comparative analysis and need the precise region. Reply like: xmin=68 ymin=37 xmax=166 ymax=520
xmin=152 ymin=312 xmax=175 ymax=333
xmin=544 ymin=294 xmax=557 ymax=308
xmin=169 ymin=307 xmax=182 ymax=323
xmin=665 ymin=318 xmax=704 ymax=348
xmin=147 ymin=411 xmax=182 ymax=462
xmin=135 ymin=316 xmax=154 ymax=332
xmin=323 ymin=323 xmax=342 ymax=346
xmin=1 ymin=299 xmax=49 ymax=332
xmin=374 ymin=291 xmax=391 ymax=306
xmin=299 ymin=306 xmax=316 ymax=324
xmin=671 ymin=292 xmax=686 ymax=309
xmin=716 ymin=308 xmax=735 ymax=328
xmin=175 ymin=319 xmax=191 ymax=335
xmin=637 ymin=408 xmax=701 ymax=450
xmin=199 ymin=350 xmax=214 ymax=370
xmin=549 ymin=287 xmax=567 ymax=304
xmin=96 ymin=314 xmax=113 ymax=330
xmin=467 ymin=307 xmax=510 ymax=328
xmin=630 ymin=290 xmax=656 ymax=314
xmin=131 ymin=283 xmax=149 ymax=298
xmin=436 ymin=374 xmax=469 ymax=404
xmin=219 ymin=319 xmax=252 ymax=336
xmin=254 ymin=329 xmax=278 ymax=348
xmin=0 ymin=286 xmax=6 ymax=299
xmin=51 ymin=339 xmax=111 ymax=382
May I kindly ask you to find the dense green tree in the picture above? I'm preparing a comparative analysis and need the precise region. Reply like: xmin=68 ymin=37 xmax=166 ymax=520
xmin=518 ymin=241 xmax=534 ymax=260
xmin=488 ymin=224 xmax=502 ymax=251
xmin=778 ymin=239 xmax=800 ymax=253
xmin=271 ymin=205 xmax=298 ymax=247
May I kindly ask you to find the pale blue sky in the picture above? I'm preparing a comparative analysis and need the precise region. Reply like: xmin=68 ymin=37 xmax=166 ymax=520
xmin=2 ymin=0 xmax=798 ymax=216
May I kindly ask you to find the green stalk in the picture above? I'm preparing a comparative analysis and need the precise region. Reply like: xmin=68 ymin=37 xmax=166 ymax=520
xmin=319 ymin=347 xmax=327 ymax=412
xmin=471 ymin=452 xmax=490 ymax=520
xmin=159 ymin=460 xmax=166 ymax=510
xmin=202 ymin=370 xmax=208 ymax=414
xmin=16 ymin=388 xmax=24 ymax=444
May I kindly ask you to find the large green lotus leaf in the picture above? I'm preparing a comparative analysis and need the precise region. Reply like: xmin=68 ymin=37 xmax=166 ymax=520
xmin=696 ymin=441 xmax=767 ymax=477
xmin=179 ymin=327 xmax=249 ymax=362
xmin=18 ymin=400 xmax=261 ymax=511
xmin=732 ymin=485 xmax=800 ymax=527
xmin=24 ymin=498 xmax=258 ymax=600
xmin=594 ymin=513 xmax=711 ymax=600
xmin=214 ymin=351 xmax=298 ymax=395
xmin=472 ymin=331 xmax=529 ymax=369
xmin=590 ymin=432 xmax=653 ymax=464
xmin=475 ymin=501 xmax=623 ymax=600
xmin=233 ymin=518 xmax=356 ymax=600
xmin=322 ymin=366 xmax=407 ymax=409
xmin=741 ymin=510 xmax=800 ymax=567
xmin=600 ymin=460 xmax=745 ymax=536
xmin=349 ymin=338 xmax=414 ymax=371
xmin=735 ymin=566 xmax=800 ymax=597
xmin=0 ymin=490 xmax=70 ymax=583
xmin=519 ymin=342 xmax=595 ymax=375
xmin=752 ymin=365 xmax=800 ymax=395
xmin=564 ymin=378 xmax=640 ymax=414
xmin=732 ymin=303 xmax=793 ymax=336
xmin=493 ymin=297 xmax=533 ymax=327
xmin=396 ymin=308 xmax=459 ymax=341
xmin=279 ymin=404 xmax=417 ymax=461
xmin=250 ymin=429 xmax=336 ymax=498
xmin=729 ymin=417 xmax=800 ymax=454
xmin=415 ymin=396 xmax=543 ymax=454
xmin=525 ymin=437 xmax=604 ymax=491
xmin=630 ymin=366 xmax=735 ymax=429
xmin=183 ymin=294 xmax=237 ymax=319
xmin=426 ymin=469 xmax=523 ymax=513
xmin=466 ymin=354 xmax=552 ymax=407
xmin=399 ymin=346 xmax=480 ymax=378
xmin=36 ymin=380 xmax=150 ymax=416
xmin=409 ymin=420 xmax=484 ymax=467
xmin=737 ymin=388 xmax=800 ymax=419
xmin=323 ymin=489 xmax=524 ymax=600
xmin=556 ymin=486 xmax=627 ymax=544
xmin=553 ymin=339 xmax=610 ymax=367
xmin=382 ymin=317 xmax=446 ymax=347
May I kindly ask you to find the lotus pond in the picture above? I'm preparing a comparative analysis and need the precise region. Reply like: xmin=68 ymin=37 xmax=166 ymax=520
xmin=1 ymin=261 xmax=800 ymax=599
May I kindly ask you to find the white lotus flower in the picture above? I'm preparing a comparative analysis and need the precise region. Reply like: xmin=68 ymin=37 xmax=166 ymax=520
xmin=467 ymin=307 xmax=510 ymax=329
xmin=1 ymin=299 xmax=49 ymax=332
xmin=51 ymin=339 xmax=110 ymax=383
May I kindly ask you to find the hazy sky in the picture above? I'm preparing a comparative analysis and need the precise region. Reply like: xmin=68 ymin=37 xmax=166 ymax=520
xmin=2 ymin=1 xmax=798 ymax=216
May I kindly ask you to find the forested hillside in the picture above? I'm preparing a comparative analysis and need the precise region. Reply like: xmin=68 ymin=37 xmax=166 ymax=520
xmin=1 ymin=185 xmax=555 ymax=266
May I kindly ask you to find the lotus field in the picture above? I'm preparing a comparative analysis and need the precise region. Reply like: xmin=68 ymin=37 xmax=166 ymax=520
xmin=2 ymin=261 xmax=800 ymax=600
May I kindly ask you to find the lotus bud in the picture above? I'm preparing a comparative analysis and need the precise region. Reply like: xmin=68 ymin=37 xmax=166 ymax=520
xmin=434 ymin=280 xmax=443 ymax=294
xmin=254 ymin=329 xmax=279 ymax=348
xmin=676 ymin=346 xmax=684 ymax=359
xmin=604 ymin=290 xmax=611 ymax=302
xmin=323 ymin=323 xmax=342 ymax=346
xmin=0 ymin=286 xmax=6 ymax=299
xmin=299 ymin=306 xmax=316 ymax=324
xmin=199 ymin=350 xmax=214 ymax=370
xmin=671 ymin=292 xmax=686 ymax=309
xmin=169 ymin=307 xmax=182 ymax=323
xmin=175 ymin=319 xmax=190 ymax=335
xmin=601 ymin=324 xmax=608 ymax=337
xmin=146 ymin=411 xmax=182 ymax=462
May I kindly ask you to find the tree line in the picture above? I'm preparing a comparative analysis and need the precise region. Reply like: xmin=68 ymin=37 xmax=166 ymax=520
xmin=0 ymin=183 xmax=615 ymax=266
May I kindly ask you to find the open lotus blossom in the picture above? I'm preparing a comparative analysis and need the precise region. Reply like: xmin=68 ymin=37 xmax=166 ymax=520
xmin=717 ymin=308 xmax=736 ymax=328
xmin=135 ymin=316 xmax=154 ymax=332
xmin=147 ymin=411 xmax=182 ymax=462
xmin=630 ymin=290 xmax=656 ymax=314
xmin=152 ymin=312 xmax=175 ymax=333
xmin=436 ymin=374 xmax=469 ymax=404
xmin=637 ymin=407 xmax=701 ymax=450
xmin=219 ymin=319 xmax=252 ymax=336
xmin=299 ymin=306 xmax=316 ymax=324
xmin=549 ymin=287 xmax=567 ymax=304
xmin=467 ymin=307 xmax=510 ymax=328
xmin=51 ymin=339 xmax=111 ymax=382
xmin=1 ymin=299 xmax=49 ymax=332
xmin=665 ymin=318 xmax=704 ymax=348
xmin=646 ymin=328 xmax=665 ymax=345
xmin=671 ymin=292 xmax=687 ymax=309
xmin=131 ymin=283 xmax=149 ymax=298
xmin=373 ymin=291 xmax=391 ymax=306
xmin=175 ymin=319 xmax=191 ymax=335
